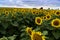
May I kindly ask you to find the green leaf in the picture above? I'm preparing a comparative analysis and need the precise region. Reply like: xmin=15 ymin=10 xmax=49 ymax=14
xmin=0 ymin=36 xmax=8 ymax=40
xmin=8 ymin=35 xmax=17 ymax=40
xmin=2 ymin=23 xmax=8 ymax=29
xmin=11 ymin=21 xmax=19 ymax=26
xmin=47 ymin=37 xmax=55 ymax=40
xmin=52 ymin=30 xmax=60 ymax=39
xmin=46 ymin=26 xmax=55 ymax=30
xmin=43 ymin=31 xmax=48 ymax=35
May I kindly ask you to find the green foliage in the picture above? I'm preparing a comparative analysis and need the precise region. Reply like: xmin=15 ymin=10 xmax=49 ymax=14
xmin=0 ymin=11 xmax=60 ymax=40
xmin=0 ymin=35 xmax=16 ymax=40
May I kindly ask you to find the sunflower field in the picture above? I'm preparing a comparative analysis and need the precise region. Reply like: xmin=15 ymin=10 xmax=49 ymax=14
xmin=0 ymin=8 xmax=60 ymax=40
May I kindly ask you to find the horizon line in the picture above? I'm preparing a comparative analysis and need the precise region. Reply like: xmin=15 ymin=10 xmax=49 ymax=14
xmin=0 ymin=6 xmax=60 ymax=9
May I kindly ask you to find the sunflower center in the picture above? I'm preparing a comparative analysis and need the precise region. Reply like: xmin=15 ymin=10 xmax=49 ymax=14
xmin=5 ymin=12 xmax=8 ymax=14
xmin=44 ymin=17 xmax=46 ymax=19
xmin=56 ymin=12 xmax=60 ymax=15
xmin=33 ymin=34 xmax=42 ymax=40
xmin=36 ymin=13 xmax=38 ymax=14
xmin=33 ymin=12 xmax=35 ymax=13
xmin=47 ymin=16 xmax=50 ymax=18
xmin=37 ymin=19 xmax=41 ymax=23
xmin=53 ymin=20 xmax=59 ymax=26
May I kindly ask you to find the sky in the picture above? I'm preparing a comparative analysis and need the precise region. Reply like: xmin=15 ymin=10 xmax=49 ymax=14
xmin=0 ymin=0 xmax=60 ymax=9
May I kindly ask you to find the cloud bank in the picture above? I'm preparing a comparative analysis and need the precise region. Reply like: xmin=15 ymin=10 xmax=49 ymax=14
xmin=0 ymin=0 xmax=60 ymax=9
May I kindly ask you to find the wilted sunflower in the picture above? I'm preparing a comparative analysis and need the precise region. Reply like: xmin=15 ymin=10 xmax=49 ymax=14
xmin=35 ymin=17 xmax=42 ymax=25
xmin=46 ymin=14 xmax=51 ymax=20
xmin=26 ymin=27 xmax=32 ymax=35
xmin=31 ymin=31 xmax=45 ymax=40
xmin=51 ymin=18 xmax=60 ymax=28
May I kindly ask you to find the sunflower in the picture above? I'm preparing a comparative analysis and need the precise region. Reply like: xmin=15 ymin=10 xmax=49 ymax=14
xmin=20 ymin=9 xmax=26 ymax=14
xmin=46 ymin=14 xmax=51 ymax=20
xmin=26 ymin=27 xmax=32 ymax=35
xmin=55 ymin=11 xmax=60 ymax=16
xmin=51 ymin=18 xmax=60 ymax=28
xmin=31 ymin=10 xmax=39 ymax=15
xmin=12 ymin=11 xmax=17 ymax=14
xmin=43 ymin=11 xmax=49 ymax=15
xmin=35 ymin=17 xmax=42 ymax=25
xmin=4 ymin=11 xmax=9 ymax=16
xmin=31 ymin=31 xmax=45 ymax=40
xmin=13 ymin=8 xmax=17 ymax=11
xmin=42 ymin=16 xmax=47 ymax=20
xmin=49 ymin=10 xmax=55 ymax=15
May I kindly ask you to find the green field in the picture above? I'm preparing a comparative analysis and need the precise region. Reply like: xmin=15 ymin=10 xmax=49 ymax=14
xmin=0 ymin=8 xmax=60 ymax=40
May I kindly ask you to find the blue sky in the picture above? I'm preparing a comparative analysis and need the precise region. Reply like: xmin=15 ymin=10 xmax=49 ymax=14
xmin=0 ymin=0 xmax=60 ymax=8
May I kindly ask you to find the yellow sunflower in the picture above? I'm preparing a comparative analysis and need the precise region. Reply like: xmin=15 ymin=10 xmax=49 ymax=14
xmin=42 ymin=16 xmax=47 ymax=20
xmin=35 ymin=17 xmax=42 ymax=25
xmin=4 ymin=11 xmax=9 ymax=16
xmin=31 ymin=10 xmax=39 ymax=15
xmin=43 ymin=11 xmax=49 ymax=15
xmin=21 ymin=9 xmax=26 ymax=14
xmin=55 ymin=11 xmax=60 ymax=16
xmin=26 ymin=27 xmax=32 ymax=36
xmin=49 ymin=10 xmax=55 ymax=15
xmin=13 ymin=8 xmax=17 ymax=11
xmin=46 ymin=14 xmax=51 ymax=20
xmin=12 ymin=11 xmax=17 ymax=14
xmin=51 ymin=18 xmax=60 ymax=28
xmin=31 ymin=31 xmax=45 ymax=40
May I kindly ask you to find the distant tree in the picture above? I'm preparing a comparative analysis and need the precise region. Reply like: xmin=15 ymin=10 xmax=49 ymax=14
xmin=40 ymin=7 xmax=43 ymax=9
xmin=48 ymin=8 xmax=50 ymax=10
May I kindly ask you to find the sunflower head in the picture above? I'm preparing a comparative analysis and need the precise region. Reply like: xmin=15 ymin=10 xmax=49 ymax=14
xmin=26 ymin=27 xmax=32 ymax=35
xmin=21 ymin=9 xmax=26 ymax=13
xmin=51 ymin=18 xmax=60 ymax=28
xmin=31 ymin=10 xmax=39 ymax=15
xmin=49 ymin=10 xmax=55 ymax=15
xmin=35 ymin=17 xmax=42 ymax=25
xmin=12 ymin=9 xmax=17 ymax=13
xmin=55 ymin=11 xmax=60 ymax=16
xmin=42 ymin=16 xmax=47 ymax=20
xmin=46 ymin=14 xmax=51 ymax=20
xmin=31 ymin=31 xmax=45 ymax=40
xmin=14 ymin=8 xmax=17 ymax=11
xmin=4 ymin=11 xmax=9 ymax=16
xmin=43 ymin=11 xmax=49 ymax=15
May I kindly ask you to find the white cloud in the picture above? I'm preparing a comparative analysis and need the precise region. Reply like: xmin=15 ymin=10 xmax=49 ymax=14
xmin=0 ymin=0 xmax=60 ymax=9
